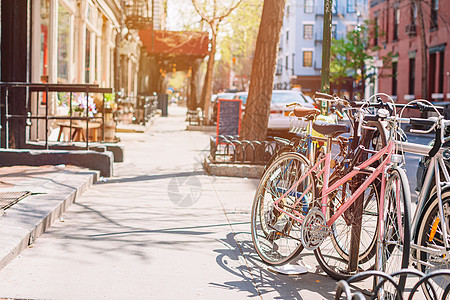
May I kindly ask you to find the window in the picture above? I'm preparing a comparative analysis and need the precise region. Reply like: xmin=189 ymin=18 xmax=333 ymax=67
xmin=374 ymin=17 xmax=379 ymax=46
xmin=286 ymin=55 xmax=289 ymax=70
xmin=392 ymin=62 xmax=398 ymax=96
xmin=286 ymin=30 xmax=289 ymax=42
xmin=347 ymin=0 xmax=357 ymax=13
xmin=332 ymin=0 xmax=338 ymax=13
xmin=304 ymin=0 xmax=314 ymax=13
xmin=410 ymin=2 xmax=417 ymax=25
xmin=304 ymin=25 xmax=314 ymax=40
xmin=276 ymin=58 xmax=282 ymax=75
xmin=409 ymin=57 xmax=415 ymax=95
xmin=85 ymin=29 xmax=91 ymax=83
xmin=393 ymin=8 xmax=400 ymax=40
xmin=40 ymin=0 xmax=50 ymax=84
xmin=332 ymin=24 xmax=337 ymax=39
xmin=431 ymin=0 xmax=438 ymax=29
xmin=57 ymin=3 xmax=70 ymax=82
xmin=439 ymin=52 xmax=445 ymax=92
xmin=303 ymin=51 xmax=313 ymax=67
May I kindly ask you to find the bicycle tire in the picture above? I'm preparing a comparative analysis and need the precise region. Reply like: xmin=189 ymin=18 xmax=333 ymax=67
xmin=314 ymin=176 xmax=380 ymax=280
xmin=379 ymin=167 xmax=411 ymax=299
xmin=251 ymin=152 xmax=315 ymax=265
xmin=314 ymin=120 xmax=386 ymax=280
xmin=416 ymin=189 xmax=450 ymax=300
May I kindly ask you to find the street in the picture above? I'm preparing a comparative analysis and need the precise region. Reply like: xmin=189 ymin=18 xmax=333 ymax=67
xmin=0 ymin=105 xmax=434 ymax=299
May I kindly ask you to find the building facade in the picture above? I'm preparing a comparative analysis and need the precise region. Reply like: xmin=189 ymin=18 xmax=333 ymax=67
xmin=275 ymin=0 xmax=368 ymax=96
xmin=0 ymin=0 xmax=165 ymax=147
xmin=369 ymin=0 xmax=450 ymax=103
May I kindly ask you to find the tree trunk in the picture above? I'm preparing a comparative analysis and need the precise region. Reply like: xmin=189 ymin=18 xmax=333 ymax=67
xmin=416 ymin=0 xmax=428 ymax=99
xmin=201 ymin=25 xmax=217 ymax=124
xmin=240 ymin=0 xmax=286 ymax=141
xmin=189 ymin=59 xmax=202 ymax=110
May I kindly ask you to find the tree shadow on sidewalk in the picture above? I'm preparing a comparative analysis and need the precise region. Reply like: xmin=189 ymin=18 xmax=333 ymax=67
xmin=212 ymin=231 xmax=340 ymax=299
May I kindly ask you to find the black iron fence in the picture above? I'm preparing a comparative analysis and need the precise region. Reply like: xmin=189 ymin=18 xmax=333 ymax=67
xmin=0 ymin=82 xmax=113 ymax=150
xmin=209 ymin=135 xmax=289 ymax=165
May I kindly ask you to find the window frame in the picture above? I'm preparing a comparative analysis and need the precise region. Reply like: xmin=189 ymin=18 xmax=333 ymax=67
xmin=303 ymin=51 xmax=313 ymax=67
xmin=304 ymin=0 xmax=314 ymax=13
xmin=303 ymin=24 xmax=314 ymax=40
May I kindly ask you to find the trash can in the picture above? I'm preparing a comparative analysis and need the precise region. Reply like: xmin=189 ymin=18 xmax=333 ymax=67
xmin=157 ymin=94 xmax=169 ymax=117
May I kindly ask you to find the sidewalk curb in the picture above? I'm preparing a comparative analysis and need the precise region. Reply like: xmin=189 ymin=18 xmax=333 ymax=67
xmin=203 ymin=156 xmax=264 ymax=178
xmin=0 ymin=168 xmax=98 ymax=271
xmin=186 ymin=125 xmax=216 ymax=132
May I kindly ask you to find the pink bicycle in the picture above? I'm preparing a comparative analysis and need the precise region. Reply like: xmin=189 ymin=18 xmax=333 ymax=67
xmin=251 ymin=94 xmax=411 ymax=297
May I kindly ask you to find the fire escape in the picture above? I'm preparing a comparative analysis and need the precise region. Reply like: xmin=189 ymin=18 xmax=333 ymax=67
xmin=123 ymin=0 xmax=153 ymax=30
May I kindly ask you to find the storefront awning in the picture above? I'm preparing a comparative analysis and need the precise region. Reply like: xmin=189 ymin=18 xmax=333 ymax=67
xmin=139 ymin=30 xmax=209 ymax=57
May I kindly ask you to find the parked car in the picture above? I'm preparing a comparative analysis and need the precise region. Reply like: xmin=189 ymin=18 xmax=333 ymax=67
xmin=268 ymin=90 xmax=317 ymax=131
xmin=233 ymin=92 xmax=248 ymax=106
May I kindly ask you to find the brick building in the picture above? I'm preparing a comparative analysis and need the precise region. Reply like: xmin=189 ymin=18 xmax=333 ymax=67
xmin=368 ymin=0 xmax=450 ymax=103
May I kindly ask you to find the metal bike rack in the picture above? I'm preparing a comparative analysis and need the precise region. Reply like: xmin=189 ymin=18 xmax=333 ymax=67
xmin=335 ymin=269 xmax=450 ymax=300
xmin=209 ymin=135 xmax=281 ymax=165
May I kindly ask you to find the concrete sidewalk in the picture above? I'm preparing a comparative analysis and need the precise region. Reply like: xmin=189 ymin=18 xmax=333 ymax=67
xmin=0 ymin=105 xmax=370 ymax=299
xmin=0 ymin=165 xmax=98 ymax=270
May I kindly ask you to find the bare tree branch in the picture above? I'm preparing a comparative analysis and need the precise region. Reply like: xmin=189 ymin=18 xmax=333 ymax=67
xmin=192 ymin=0 xmax=210 ymax=23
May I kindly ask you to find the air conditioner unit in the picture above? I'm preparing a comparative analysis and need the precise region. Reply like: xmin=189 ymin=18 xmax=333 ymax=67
xmin=405 ymin=24 xmax=417 ymax=36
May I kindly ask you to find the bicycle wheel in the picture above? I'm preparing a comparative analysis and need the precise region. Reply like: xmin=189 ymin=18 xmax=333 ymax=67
xmin=251 ymin=152 xmax=315 ymax=265
xmin=314 ymin=176 xmax=380 ymax=280
xmin=379 ymin=167 xmax=411 ymax=299
xmin=416 ymin=189 xmax=450 ymax=300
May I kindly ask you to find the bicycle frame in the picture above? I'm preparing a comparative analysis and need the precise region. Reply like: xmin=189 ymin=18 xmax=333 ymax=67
xmin=272 ymin=137 xmax=398 ymax=241
xmin=397 ymin=141 xmax=450 ymax=259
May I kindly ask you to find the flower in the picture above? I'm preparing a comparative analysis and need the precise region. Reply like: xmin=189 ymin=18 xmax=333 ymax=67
xmin=73 ymin=94 xmax=97 ymax=117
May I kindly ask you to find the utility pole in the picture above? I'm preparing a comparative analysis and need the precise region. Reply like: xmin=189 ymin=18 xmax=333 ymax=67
xmin=320 ymin=0 xmax=332 ymax=114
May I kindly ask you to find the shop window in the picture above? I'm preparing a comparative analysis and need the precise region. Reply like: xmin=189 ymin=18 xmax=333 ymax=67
xmin=85 ymin=29 xmax=91 ymax=83
xmin=304 ymin=25 xmax=314 ymax=40
xmin=40 ymin=0 xmax=50 ymax=84
xmin=409 ymin=57 xmax=415 ymax=95
xmin=439 ymin=52 xmax=444 ymax=93
xmin=429 ymin=53 xmax=437 ymax=96
xmin=304 ymin=0 xmax=314 ymax=13
xmin=94 ymin=38 xmax=98 ymax=83
xmin=110 ymin=48 xmax=115 ymax=87
xmin=374 ymin=17 xmax=378 ymax=46
xmin=303 ymin=51 xmax=313 ymax=67
xmin=392 ymin=62 xmax=398 ymax=96
xmin=57 ymin=3 xmax=70 ymax=82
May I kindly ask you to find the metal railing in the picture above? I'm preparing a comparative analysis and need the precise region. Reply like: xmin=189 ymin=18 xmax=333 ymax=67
xmin=135 ymin=95 xmax=158 ymax=124
xmin=0 ymin=82 xmax=113 ymax=150
xmin=209 ymin=135 xmax=286 ymax=165
xmin=116 ymin=95 xmax=158 ymax=125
